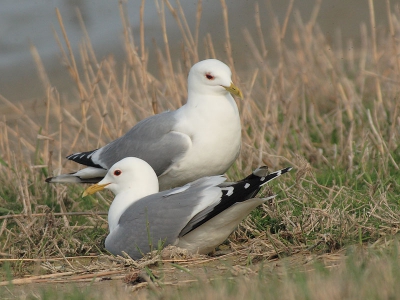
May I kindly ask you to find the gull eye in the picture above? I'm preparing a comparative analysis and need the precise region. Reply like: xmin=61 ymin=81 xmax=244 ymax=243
xmin=205 ymin=73 xmax=214 ymax=80
xmin=114 ymin=170 xmax=122 ymax=176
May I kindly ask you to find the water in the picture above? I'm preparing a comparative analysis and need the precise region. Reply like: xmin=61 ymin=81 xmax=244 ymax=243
xmin=0 ymin=0 xmax=389 ymax=104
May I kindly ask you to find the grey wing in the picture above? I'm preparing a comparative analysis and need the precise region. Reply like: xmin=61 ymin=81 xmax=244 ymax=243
xmin=97 ymin=111 xmax=191 ymax=176
xmin=105 ymin=177 xmax=225 ymax=260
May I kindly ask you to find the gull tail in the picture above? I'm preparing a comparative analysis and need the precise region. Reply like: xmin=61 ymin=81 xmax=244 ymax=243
xmin=45 ymin=174 xmax=103 ymax=184
xmin=45 ymin=167 xmax=107 ymax=184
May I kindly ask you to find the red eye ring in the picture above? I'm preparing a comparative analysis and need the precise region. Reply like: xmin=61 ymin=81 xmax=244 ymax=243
xmin=114 ymin=170 xmax=122 ymax=176
xmin=205 ymin=73 xmax=214 ymax=80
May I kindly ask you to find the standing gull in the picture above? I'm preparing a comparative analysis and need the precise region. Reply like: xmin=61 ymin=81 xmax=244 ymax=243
xmin=83 ymin=157 xmax=292 ymax=260
xmin=46 ymin=59 xmax=243 ymax=190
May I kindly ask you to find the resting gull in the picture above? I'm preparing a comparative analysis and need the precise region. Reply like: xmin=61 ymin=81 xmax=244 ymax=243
xmin=46 ymin=59 xmax=243 ymax=190
xmin=83 ymin=157 xmax=292 ymax=259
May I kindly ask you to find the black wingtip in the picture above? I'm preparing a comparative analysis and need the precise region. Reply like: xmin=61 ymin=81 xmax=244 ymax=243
xmin=45 ymin=177 xmax=52 ymax=183
xmin=66 ymin=149 xmax=103 ymax=169
xmin=251 ymin=166 xmax=293 ymax=179
xmin=271 ymin=166 xmax=293 ymax=178
xmin=282 ymin=167 xmax=293 ymax=174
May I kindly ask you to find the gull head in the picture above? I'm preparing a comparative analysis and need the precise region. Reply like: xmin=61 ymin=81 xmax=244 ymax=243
xmin=188 ymin=59 xmax=243 ymax=99
xmin=83 ymin=157 xmax=159 ymax=197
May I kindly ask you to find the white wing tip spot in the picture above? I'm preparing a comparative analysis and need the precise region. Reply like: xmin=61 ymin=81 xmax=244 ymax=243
xmin=244 ymin=183 xmax=250 ymax=189
xmin=221 ymin=186 xmax=234 ymax=196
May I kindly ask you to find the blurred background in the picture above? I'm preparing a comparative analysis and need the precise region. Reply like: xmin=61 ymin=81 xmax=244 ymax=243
xmin=0 ymin=0 xmax=390 ymax=103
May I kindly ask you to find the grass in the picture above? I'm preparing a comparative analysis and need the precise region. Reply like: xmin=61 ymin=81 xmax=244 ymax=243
xmin=150 ymin=244 xmax=400 ymax=300
xmin=2 ymin=242 xmax=400 ymax=299
xmin=0 ymin=0 xmax=400 ymax=298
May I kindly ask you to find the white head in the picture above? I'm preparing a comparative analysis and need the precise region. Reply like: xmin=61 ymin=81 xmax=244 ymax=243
xmin=83 ymin=157 xmax=159 ymax=198
xmin=187 ymin=59 xmax=243 ymax=99
xmin=83 ymin=157 xmax=159 ymax=232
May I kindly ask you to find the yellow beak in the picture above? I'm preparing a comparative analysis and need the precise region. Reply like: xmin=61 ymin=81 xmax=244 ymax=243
xmin=223 ymin=82 xmax=243 ymax=99
xmin=82 ymin=183 xmax=110 ymax=197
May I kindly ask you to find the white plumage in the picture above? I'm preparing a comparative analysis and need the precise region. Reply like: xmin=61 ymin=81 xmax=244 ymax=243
xmin=47 ymin=59 xmax=243 ymax=190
